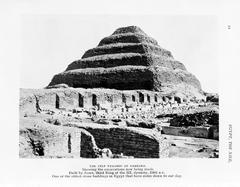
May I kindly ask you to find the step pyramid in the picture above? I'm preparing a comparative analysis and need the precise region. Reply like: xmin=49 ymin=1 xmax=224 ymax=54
xmin=48 ymin=26 xmax=201 ymax=94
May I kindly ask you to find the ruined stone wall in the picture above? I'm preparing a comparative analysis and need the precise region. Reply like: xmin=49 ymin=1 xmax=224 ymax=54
xmin=20 ymin=88 xmax=196 ymax=117
xmin=19 ymin=119 xmax=82 ymax=158
xmin=19 ymin=116 xmax=169 ymax=158
xmin=161 ymin=126 xmax=212 ymax=139
xmin=81 ymin=126 xmax=162 ymax=158
xmin=19 ymin=93 xmax=37 ymax=116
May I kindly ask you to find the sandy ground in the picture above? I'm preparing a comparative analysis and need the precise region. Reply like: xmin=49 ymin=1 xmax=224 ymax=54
xmin=164 ymin=135 xmax=218 ymax=158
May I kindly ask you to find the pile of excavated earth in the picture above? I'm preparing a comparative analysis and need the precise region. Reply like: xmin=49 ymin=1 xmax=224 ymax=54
xmin=19 ymin=26 xmax=219 ymax=158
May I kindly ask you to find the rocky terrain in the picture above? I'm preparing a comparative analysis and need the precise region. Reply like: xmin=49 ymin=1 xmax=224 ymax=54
xmin=19 ymin=26 xmax=219 ymax=158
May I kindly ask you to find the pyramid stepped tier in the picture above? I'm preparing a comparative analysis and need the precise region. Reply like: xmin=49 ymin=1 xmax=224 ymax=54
xmin=82 ymin=43 xmax=173 ymax=59
xmin=48 ymin=66 xmax=201 ymax=91
xmin=48 ymin=26 xmax=202 ymax=94
xmin=66 ymin=53 xmax=186 ymax=71
xmin=98 ymin=33 xmax=158 ymax=46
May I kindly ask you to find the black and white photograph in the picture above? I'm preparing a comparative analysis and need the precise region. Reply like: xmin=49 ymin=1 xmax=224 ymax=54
xmin=0 ymin=0 xmax=239 ymax=186
xmin=19 ymin=15 xmax=219 ymax=159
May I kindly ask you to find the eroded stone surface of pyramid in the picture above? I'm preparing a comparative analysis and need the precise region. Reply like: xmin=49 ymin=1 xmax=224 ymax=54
xmin=48 ymin=26 xmax=201 ymax=94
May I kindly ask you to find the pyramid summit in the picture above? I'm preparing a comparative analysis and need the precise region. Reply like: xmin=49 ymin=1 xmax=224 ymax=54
xmin=98 ymin=26 xmax=158 ymax=46
xmin=112 ymin=25 xmax=147 ymax=35
xmin=48 ymin=26 xmax=202 ymax=95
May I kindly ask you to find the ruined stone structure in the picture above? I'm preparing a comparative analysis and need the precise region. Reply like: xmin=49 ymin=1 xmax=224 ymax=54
xmin=20 ymin=88 xmax=193 ymax=115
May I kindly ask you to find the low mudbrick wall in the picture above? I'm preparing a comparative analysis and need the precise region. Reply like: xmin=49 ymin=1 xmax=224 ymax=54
xmin=81 ymin=125 xmax=167 ymax=158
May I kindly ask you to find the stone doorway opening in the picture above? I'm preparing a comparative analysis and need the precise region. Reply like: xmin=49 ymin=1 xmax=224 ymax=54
xmin=56 ymin=94 xmax=60 ymax=109
xmin=78 ymin=94 xmax=84 ymax=107
xmin=154 ymin=95 xmax=158 ymax=102
xmin=132 ymin=95 xmax=136 ymax=102
xmin=147 ymin=95 xmax=151 ymax=103
xmin=122 ymin=94 xmax=126 ymax=103
xmin=92 ymin=94 xmax=97 ymax=106
xmin=139 ymin=92 xmax=144 ymax=103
